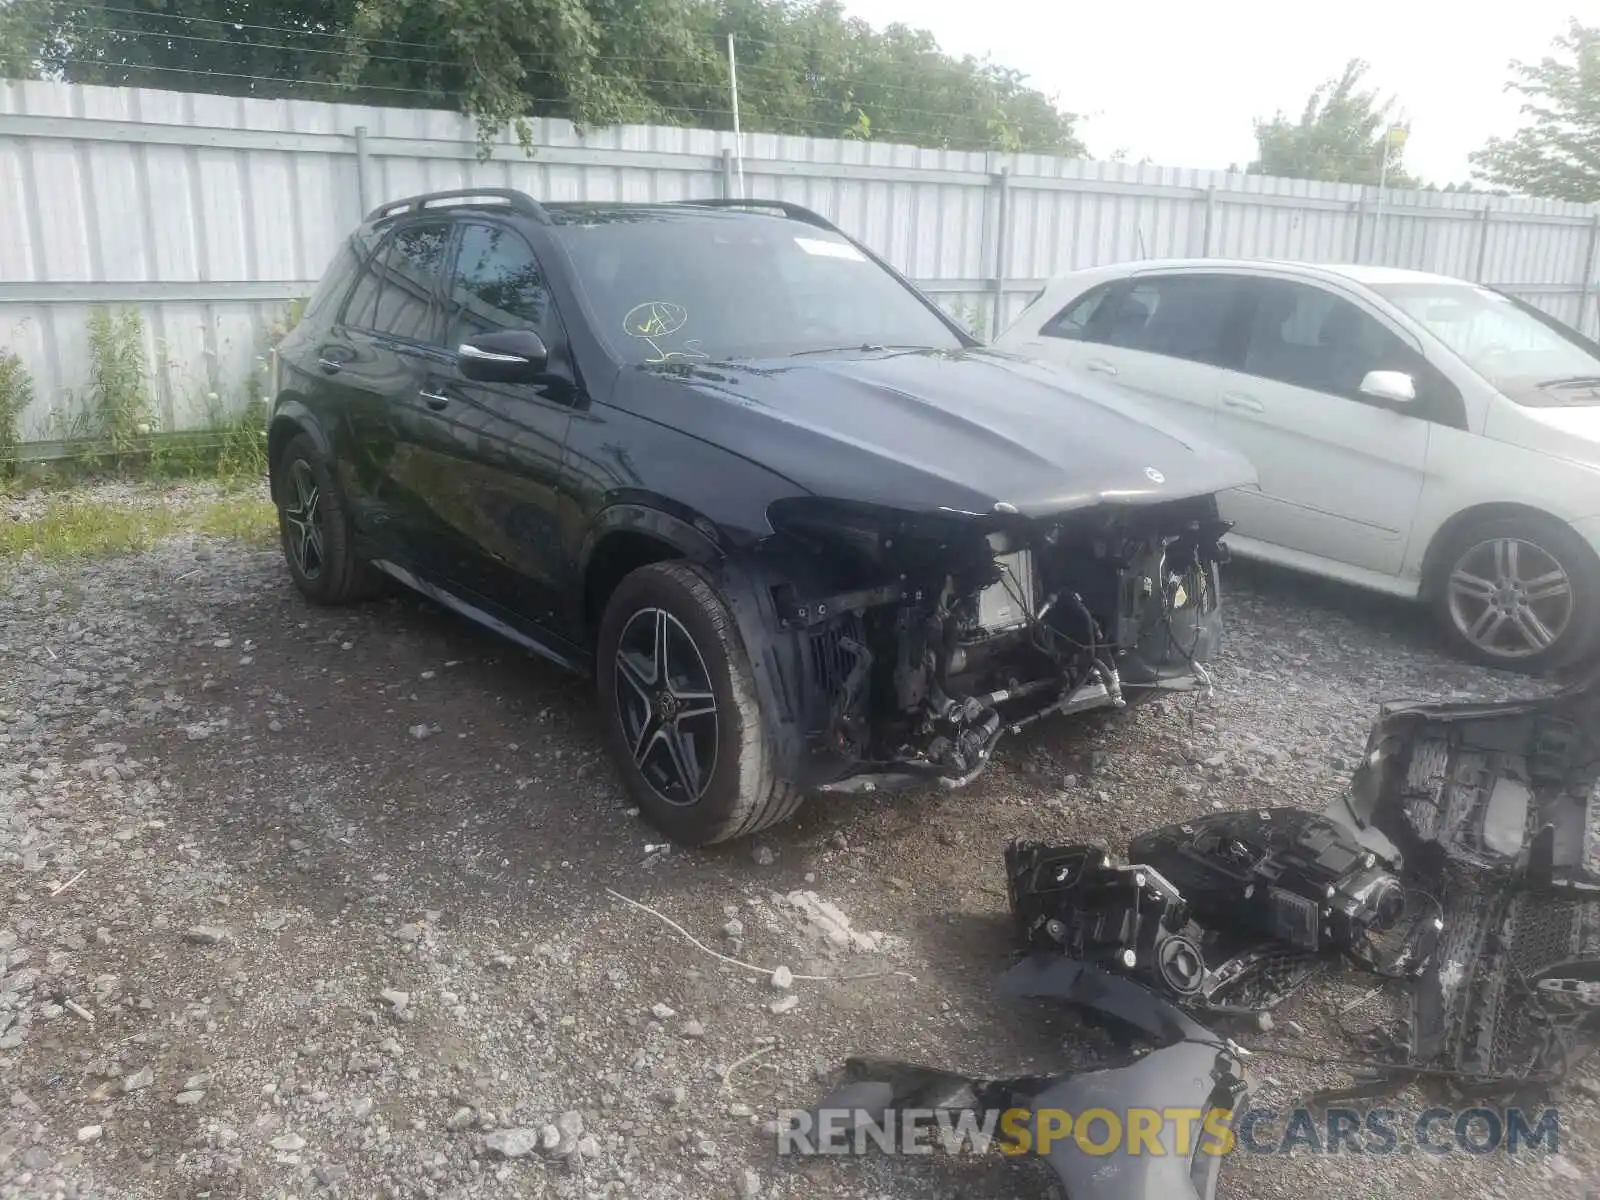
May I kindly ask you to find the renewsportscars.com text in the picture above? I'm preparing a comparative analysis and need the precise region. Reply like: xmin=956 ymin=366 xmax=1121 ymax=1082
xmin=776 ymin=1105 xmax=1561 ymax=1158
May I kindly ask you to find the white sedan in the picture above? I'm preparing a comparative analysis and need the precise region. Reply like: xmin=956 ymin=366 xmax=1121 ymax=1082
xmin=995 ymin=260 xmax=1600 ymax=673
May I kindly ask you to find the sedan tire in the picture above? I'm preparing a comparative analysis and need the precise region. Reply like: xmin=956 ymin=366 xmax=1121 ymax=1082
xmin=596 ymin=561 xmax=805 ymax=846
xmin=1431 ymin=513 xmax=1600 ymax=674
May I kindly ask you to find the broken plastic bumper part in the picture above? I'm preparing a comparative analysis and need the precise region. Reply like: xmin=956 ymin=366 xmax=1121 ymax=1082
xmin=1326 ymin=667 xmax=1600 ymax=1092
xmin=814 ymin=957 xmax=1249 ymax=1200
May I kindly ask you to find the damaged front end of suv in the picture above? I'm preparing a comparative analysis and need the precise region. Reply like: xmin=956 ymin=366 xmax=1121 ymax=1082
xmin=714 ymin=488 xmax=1232 ymax=794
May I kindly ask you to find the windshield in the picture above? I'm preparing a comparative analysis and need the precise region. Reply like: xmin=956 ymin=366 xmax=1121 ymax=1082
xmin=550 ymin=210 xmax=964 ymax=364
xmin=1370 ymin=281 xmax=1600 ymax=406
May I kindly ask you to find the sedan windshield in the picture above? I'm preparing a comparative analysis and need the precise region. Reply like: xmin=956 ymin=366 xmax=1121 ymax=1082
xmin=550 ymin=209 xmax=964 ymax=364
xmin=1370 ymin=280 xmax=1600 ymax=406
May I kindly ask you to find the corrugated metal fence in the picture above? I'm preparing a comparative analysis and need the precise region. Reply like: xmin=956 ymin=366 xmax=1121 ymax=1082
xmin=3 ymin=78 xmax=1599 ymax=442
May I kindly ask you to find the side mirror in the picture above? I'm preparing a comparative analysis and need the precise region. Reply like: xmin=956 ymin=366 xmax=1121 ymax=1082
xmin=457 ymin=329 xmax=549 ymax=384
xmin=1359 ymin=369 xmax=1417 ymax=405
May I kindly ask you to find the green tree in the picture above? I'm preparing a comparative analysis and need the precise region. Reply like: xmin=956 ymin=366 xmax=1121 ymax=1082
xmin=12 ymin=1 xmax=366 ymax=92
xmin=4 ymin=0 xmax=1081 ymax=157
xmin=0 ymin=0 xmax=52 ymax=76
xmin=1420 ymin=180 xmax=1507 ymax=195
xmin=1249 ymin=59 xmax=1417 ymax=187
xmin=1470 ymin=20 xmax=1600 ymax=202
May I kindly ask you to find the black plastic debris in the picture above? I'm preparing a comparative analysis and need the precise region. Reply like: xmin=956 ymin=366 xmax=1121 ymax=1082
xmin=814 ymin=957 xmax=1249 ymax=1200
xmin=1326 ymin=667 xmax=1600 ymax=1096
xmin=810 ymin=669 xmax=1600 ymax=1197
xmin=1005 ymin=806 xmax=1407 ymax=1020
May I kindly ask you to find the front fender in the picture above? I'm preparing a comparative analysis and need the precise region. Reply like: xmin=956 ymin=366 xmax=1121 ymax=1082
xmin=578 ymin=502 xmax=724 ymax=579
xmin=712 ymin=547 xmax=867 ymax=790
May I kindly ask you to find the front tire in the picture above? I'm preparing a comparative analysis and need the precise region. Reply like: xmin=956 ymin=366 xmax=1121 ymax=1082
xmin=273 ymin=432 xmax=382 ymax=606
xmin=596 ymin=561 xmax=804 ymax=846
xmin=1430 ymin=513 xmax=1600 ymax=674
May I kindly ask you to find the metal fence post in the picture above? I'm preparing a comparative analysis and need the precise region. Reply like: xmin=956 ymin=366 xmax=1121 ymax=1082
xmin=1581 ymin=211 xmax=1600 ymax=338
xmin=721 ymin=148 xmax=734 ymax=200
xmin=989 ymin=166 xmax=1010 ymax=341
xmin=1367 ymin=186 xmax=1383 ymax=263
xmin=1201 ymin=185 xmax=1216 ymax=257
xmin=1351 ymin=195 xmax=1366 ymax=263
xmin=1474 ymin=206 xmax=1492 ymax=281
xmin=354 ymin=125 xmax=371 ymax=216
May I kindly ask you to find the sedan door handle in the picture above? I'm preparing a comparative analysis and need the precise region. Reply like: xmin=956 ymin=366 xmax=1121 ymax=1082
xmin=1084 ymin=358 xmax=1118 ymax=377
xmin=1221 ymin=391 xmax=1265 ymax=413
xmin=317 ymin=357 xmax=344 ymax=375
xmin=419 ymin=390 xmax=450 ymax=411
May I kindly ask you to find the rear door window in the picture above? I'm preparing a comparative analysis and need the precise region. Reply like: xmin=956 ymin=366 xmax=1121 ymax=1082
xmin=1040 ymin=282 xmax=1122 ymax=340
xmin=1099 ymin=274 xmax=1240 ymax=365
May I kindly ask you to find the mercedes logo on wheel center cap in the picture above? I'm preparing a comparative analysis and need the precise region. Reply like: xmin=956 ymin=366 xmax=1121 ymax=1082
xmin=1145 ymin=467 xmax=1165 ymax=484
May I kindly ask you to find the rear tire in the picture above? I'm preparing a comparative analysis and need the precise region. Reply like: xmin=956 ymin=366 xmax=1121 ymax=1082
xmin=1430 ymin=513 xmax=1600 ymax=674
xmin=596 ymin=561 xmax=805 ymax=846
xmin=273 ymin=432 xmax=383 ymax=606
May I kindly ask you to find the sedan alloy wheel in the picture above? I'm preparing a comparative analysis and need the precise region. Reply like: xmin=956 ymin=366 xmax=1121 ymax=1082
xmin=1445 ymin=536 xmax=1573 ymax=661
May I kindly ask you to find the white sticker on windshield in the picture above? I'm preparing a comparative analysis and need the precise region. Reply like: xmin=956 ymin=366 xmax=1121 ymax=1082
xmin=795 ymin=237 xmax=866 ymax=261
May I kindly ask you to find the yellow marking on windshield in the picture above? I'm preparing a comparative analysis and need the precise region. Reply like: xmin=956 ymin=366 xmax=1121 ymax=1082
xmin=623 ymin=301 xmax=689 ymax=339
xmin=622 ymin=301 xmax=707 ymax=363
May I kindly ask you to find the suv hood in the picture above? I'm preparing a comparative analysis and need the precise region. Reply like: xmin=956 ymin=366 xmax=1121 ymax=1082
xmin=624 ymin=348 xmax=1256 ymax=518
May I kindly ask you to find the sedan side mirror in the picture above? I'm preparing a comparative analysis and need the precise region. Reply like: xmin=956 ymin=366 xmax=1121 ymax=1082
xmin=457 ymin=329 xmax=549 ymax=384
xmin=1359 ymin=369 xmax=1417 ymax=405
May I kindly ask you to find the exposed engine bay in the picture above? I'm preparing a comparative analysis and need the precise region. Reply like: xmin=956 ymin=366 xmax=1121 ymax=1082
xmin=810 ymin=670 xmax=1600 ymax=1198
xmin=719 ymin=493 xmax=1231 ymax=790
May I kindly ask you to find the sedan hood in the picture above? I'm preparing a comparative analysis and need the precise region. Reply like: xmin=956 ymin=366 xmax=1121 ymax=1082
xmin=1485 ymin=396 xmax=1600 ymax=473
xmin=1515 ymin=402 xmax=1600 ymax=455
xmin=622 ymin=348 xmax=1256 ymax=518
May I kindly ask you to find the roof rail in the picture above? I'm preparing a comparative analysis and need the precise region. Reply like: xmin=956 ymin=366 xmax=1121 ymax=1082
xmin=366 ymin=187 xmax=550 ymax=225
xmin=678 ymin=198 xmax=840 ymax=234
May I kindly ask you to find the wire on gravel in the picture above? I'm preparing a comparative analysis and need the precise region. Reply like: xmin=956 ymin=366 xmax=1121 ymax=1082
xmin=604 ymin=887 xmax=914 ymax=983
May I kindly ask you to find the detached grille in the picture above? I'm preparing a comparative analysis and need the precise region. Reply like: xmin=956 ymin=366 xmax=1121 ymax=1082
xmin=1509 ymin=896 xmax=1580 ymax=977
xmin=1424 ymin=887 xmax=1600 ymax=1083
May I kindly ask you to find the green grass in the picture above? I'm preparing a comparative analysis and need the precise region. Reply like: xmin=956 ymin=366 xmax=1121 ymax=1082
xmin=192 ymin=494 xmax=279 ymax=546
xmin=0 ymin=493 xmax=278 ymax=560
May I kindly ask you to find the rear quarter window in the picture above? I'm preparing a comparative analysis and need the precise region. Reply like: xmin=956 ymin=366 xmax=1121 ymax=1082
xmin=299 ymin=241 xmax=360 ymax=325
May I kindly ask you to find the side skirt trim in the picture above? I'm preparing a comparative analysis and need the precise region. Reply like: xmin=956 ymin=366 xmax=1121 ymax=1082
xmin=369 ymin=559 xmax=587 ymax=675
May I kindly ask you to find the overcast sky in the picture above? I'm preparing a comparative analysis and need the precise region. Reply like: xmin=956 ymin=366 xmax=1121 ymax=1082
xmin=841 ymin=0 xmax=1579 ymax=185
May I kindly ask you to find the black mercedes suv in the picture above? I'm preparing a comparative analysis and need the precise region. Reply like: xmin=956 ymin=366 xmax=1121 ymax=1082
xmin=267 ymin=189 xmax=1254 ymax=845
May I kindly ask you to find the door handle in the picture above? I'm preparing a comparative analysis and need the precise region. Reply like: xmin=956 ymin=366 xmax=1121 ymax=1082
xmin=1221 ymin=392 xmax=1265 ymax=413
xmin=1084 ymin=358 xmax=1118 ymax=377
xmin=419 ymin=390 xmax=450 ymax=411
xmin=317 ymin=357 xmax=344 ymax=375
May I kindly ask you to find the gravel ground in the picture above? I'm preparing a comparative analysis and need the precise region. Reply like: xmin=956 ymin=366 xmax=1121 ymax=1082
xmin=2 ymin=489 xmax=1597 ymax=1200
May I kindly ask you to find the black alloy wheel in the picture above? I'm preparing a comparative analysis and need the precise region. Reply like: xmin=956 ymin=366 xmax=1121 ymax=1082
xmin=613 ymin=606 xmax=720 ymax=806
xmin=273 ymin=432 xmax=383 ymax=606
xmin=281 ymin=458 xmax=327 ymax=581
xmin=595 ymin=561 xmax=806 ymax=845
